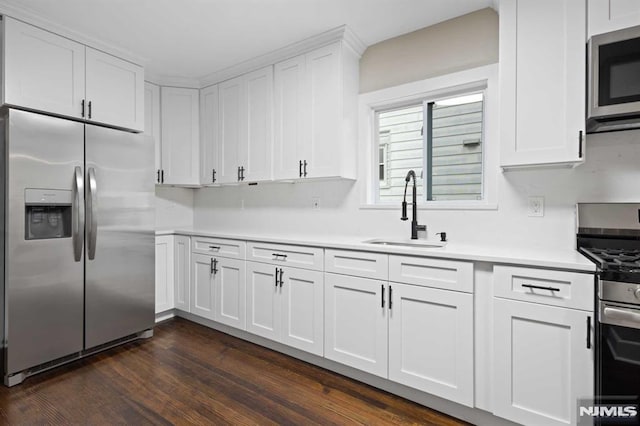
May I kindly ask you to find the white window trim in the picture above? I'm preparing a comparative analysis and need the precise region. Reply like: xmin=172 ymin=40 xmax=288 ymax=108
xmin=358 ymin=64 xmax=499 ymax=211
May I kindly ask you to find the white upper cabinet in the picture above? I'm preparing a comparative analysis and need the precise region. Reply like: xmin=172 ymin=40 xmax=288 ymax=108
xmin=241 ymin=67 xmax=273 ymax=182
xmin=217 ymin=66 xmax=273 ymax=184
xmin=589 ymin=0 xmax=640 ymax=36
xmin=3 ymin=17 xmax=85 ymax=119
xmin=160 ymin=87 xmax=200 ymax=186
xmin=200 ymin=84 xmax=219 ymax=185
xmin=500 ymin=0 xmax=586 ymax=169
xmin=144 ymin=82 xmax=162 ymax=183
xmin=274 ymin=41 xmax=358 ymax=180
xmin=85 ymin=47 xmax=144 ymax=131
xmin=2 ymin=17 xmax=144 ymax=132
xmin=218 ymin=76 xmax=244 ymax=184
xmin=274 ymin=55 xmax=307 ymax=180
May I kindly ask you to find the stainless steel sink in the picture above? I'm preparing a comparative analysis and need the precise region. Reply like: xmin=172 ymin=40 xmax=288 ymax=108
xmin=362 ymin=238 xmax=446 ymax=248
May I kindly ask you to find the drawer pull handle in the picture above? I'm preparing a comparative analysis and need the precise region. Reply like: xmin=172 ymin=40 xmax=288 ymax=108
xmin=389 ymin=285 xmax=393 ymax=310
xmin=272 ymin=253 xmax=288 ymax=259
xmin=521 ymin=284 xmax=560 ymax=292
xmin=209 ymin=245 xmax=221 ymax=251
xmin=381 ymin=284 xmax=385 ymax=308
xmin=586 ymin=316 xmax=591 ymax=349
xmin=279 ymin=268 xmax=284 ymax=288
xmin=275 ymin=267 xmax=279 ymax=288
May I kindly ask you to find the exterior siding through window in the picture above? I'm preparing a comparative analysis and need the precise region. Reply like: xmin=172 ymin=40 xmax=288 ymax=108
xmin=378 ymin=98 xmax=483 ymax=202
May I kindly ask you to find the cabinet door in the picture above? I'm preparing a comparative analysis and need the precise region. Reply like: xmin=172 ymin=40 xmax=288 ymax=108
xmin=306 ymin=43 xmax=341 ymax=178
xmin=500 ymin=0 xmax=586 ymax=168
xmin=155 ymin=236 xmax=175 ymax=314
xmin=85 ymin=47 xmax=144 ymax=131
xmin=273 ymin=55 xmax=307 ymax=180
xmin=160 ymin=87 xmax=200 ymax=185
xmin=388 ymin=283 xmax=474 ymax=407
xmin=200 ymin=84 xmax=219 ymax=185
xmin=241 ymin=66 xmax=273 ymax=182
xmin=218 ymin=76 xmax=244 ymax=183
xmin=174 ymin=235 xmax=191 ymax=312
xmin=214 ymin=257 xmax=246 ymax=330
xmin=144 ymin=82 xmax=162 ymax=183
xmin=493 ymin=298 xmax=593 ymax=426
xmin=281 ymin=268 xmax=324 ymax=356
xmin=589 ymin=0 xmax=640 ymax=36
xmin=324 ymin=273 xmax=388 ymax=377
xmin=3 ymin=17 xmax=85 ymax=119
xmin=246 ymin=262 xmax=280 ymax=341
xmin=191 ymin=253 xmax=215 ymax=320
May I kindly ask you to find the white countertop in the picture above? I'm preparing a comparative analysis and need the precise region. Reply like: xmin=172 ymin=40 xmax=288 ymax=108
xmin=156 ymin=228 xmax=596 ymax=273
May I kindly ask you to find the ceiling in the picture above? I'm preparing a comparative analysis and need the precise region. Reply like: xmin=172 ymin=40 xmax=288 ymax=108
xmin=0 ymin=0 xmax=495 ymax=83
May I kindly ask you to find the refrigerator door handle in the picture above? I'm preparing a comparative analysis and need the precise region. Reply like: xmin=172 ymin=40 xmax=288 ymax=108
xmin=72 ymin=166 xmax=85 ymax=262
xmin=87 ymin=167 xmax=98 ymax=260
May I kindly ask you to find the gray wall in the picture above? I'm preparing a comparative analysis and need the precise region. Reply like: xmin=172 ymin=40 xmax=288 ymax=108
xmin=359 ymin=8 xmax=499 ymax=93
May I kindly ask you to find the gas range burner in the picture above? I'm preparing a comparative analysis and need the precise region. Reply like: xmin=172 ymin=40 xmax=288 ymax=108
xmin=580 ymin=247 xmax=640 ymax=274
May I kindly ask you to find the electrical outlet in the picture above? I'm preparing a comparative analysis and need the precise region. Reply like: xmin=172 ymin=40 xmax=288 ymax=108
xmin=312 ymin=197 xmax=320 ymax=210
xmin=527 ymin=196 xmax=544 ymax=217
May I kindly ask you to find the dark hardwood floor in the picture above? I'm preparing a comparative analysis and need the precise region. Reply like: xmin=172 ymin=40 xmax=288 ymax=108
xmin=0 ymin=318 xmax=469 ymax=425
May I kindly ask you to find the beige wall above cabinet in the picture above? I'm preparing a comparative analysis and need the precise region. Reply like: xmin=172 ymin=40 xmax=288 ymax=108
xmin=588 ymin=0 xmax=640 ymax=37
xmin=274 ymin=42 xmax=359 ymax=180
xmin=499 ymin=0 xmax=586 ymax=170
xmin=3 ymin=16 xmax=144 ymax=132
xmin=160 ymin=87 xmax=200 ymax=186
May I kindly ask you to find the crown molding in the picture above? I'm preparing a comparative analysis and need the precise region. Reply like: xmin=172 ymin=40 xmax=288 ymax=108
xmin=144 ymin=72 xmax=200 ymax=89
xmin=0 ymin=1 xmax=147 ymax=66
xmin=199 ymin=25 xmax=366 ymax=88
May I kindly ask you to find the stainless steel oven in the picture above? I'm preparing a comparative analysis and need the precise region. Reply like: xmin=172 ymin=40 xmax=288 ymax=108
xmin=587 ymin=25 xmax=640 ymax=133
xmin=597 ymin=283 xmax=640 ymax=404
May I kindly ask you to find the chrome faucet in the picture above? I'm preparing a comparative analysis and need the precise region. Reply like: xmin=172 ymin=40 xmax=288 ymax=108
xmin=401 ymin=170 xmax=426 ymax=240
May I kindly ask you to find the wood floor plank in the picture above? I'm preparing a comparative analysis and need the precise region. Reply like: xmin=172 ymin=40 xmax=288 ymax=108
xmin=0 ymin=318 xmax=470 ymax=425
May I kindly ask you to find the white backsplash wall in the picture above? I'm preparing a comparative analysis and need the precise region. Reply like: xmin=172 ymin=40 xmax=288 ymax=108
xmin=193 ymin=130 xmax=640 ymax=251
xmin=156 ymin=186 xmax=194 ymax=229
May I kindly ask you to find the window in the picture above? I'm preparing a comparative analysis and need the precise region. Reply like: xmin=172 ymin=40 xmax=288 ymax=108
xmin=375 ymin=91 xmax=484 ymax=203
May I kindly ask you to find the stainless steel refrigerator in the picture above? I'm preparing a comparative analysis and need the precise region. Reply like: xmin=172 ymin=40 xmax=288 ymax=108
xmin=0 ymin=109 xmax=155 ymax=386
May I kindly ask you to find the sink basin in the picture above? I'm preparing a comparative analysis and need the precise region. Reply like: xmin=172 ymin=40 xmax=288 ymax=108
xmin=362 ymin=238 xmax=446 ymax=249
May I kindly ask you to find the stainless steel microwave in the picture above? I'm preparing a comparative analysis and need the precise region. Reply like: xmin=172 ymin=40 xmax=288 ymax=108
xmin=587 ymin=25 xmax=640 ymax=133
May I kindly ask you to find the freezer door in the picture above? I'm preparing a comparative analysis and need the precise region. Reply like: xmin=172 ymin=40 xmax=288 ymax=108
xmin=84 ymin=125 xmax=154 ymax=349
xmin=5 ymin=110 xmax=85 ymax=374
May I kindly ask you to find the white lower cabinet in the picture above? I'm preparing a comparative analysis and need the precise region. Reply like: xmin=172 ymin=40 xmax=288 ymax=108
xmin=191 ymin=253 xmax=216 ymax=320
xmin=155 ymin=235 xmax=175 ymax=314
xmin=324 ymin=273 xmax=388 ymax=377
xmin=174 ymin=235 xmax=191 ymax=312
xmin=493 ymin=298 xmax=594 ymax=426
xmin=325 ymin=251 xmax=475 ymax=407
xmin=388 ymin=283 xmax=474 ymax=407
xmin=215 ymin=258 xmax=246 ymax=329
xmin=246 ymin=261 xmax=324 ymax=356
xmin=191 ymin=253 xmax=246 ymax=328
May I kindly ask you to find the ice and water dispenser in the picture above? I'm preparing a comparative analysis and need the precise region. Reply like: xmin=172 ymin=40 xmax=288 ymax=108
xmin=24 ymin=189 xmax=72 ymax=240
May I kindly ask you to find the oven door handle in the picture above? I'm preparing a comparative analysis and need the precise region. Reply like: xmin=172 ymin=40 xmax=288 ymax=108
xmin=602 ymin=305 xmax=640 ymax=330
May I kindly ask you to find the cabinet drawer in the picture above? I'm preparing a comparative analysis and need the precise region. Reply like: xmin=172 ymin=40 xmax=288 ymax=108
xmin=192 ymin=236 xmax=245 ymax=259
xmin=325 ymin=249 xmax=388 ymax=280
xmin=247 ymin=242 xmax=323 ymax=271
xmin=493 ymin=265 xmax=594 ymax=311
xmin=389 ymin=255 xmax=473 ymax=293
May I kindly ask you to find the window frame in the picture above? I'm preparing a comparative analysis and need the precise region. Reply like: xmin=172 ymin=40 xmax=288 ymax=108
xmin=358 ymin=64 xmax=498 ymax=211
